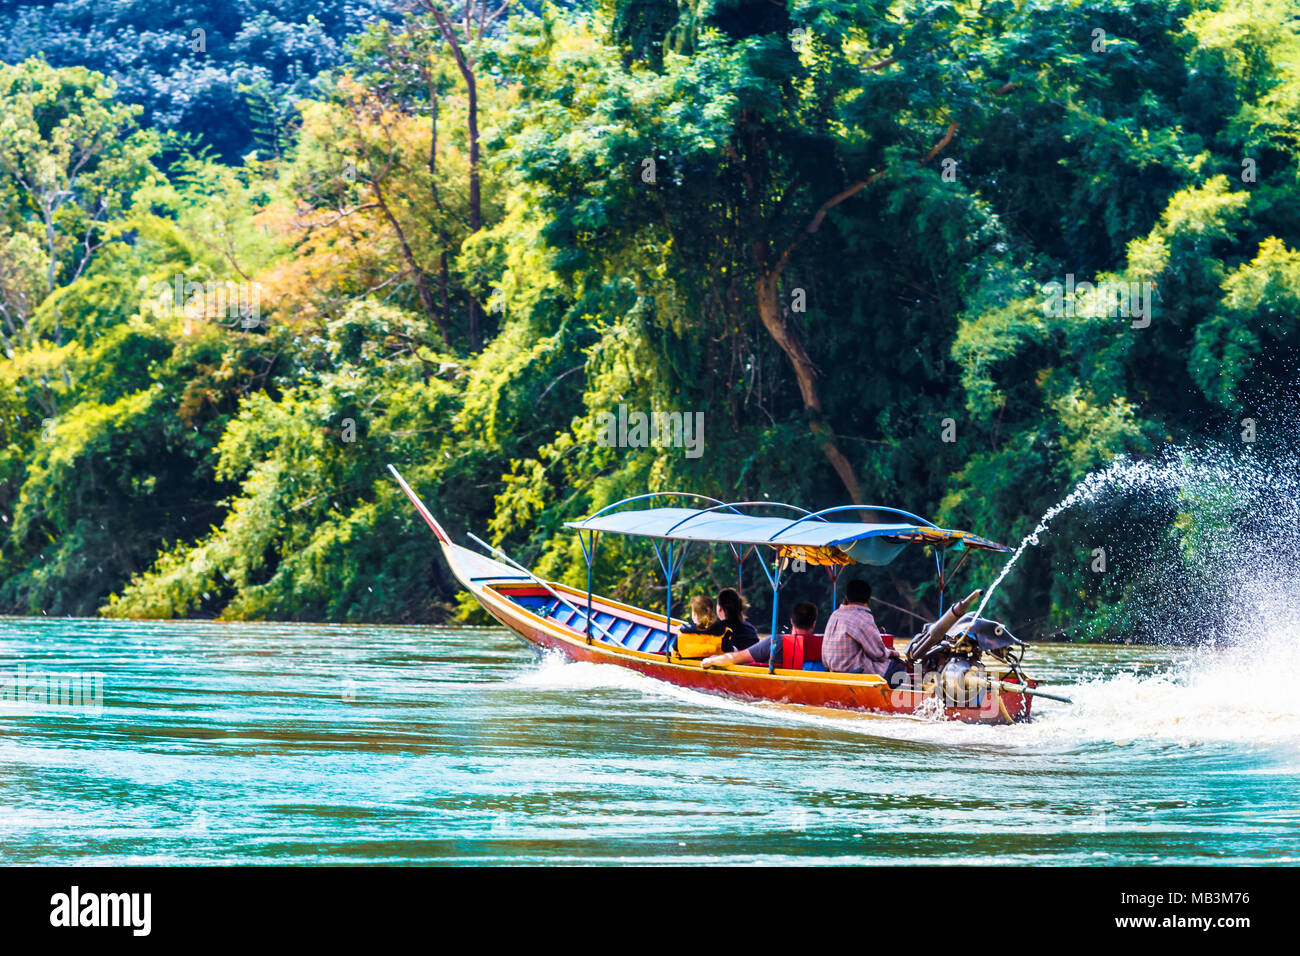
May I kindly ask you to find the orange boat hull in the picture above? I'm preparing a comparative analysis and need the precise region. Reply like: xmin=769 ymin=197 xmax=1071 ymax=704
xmin=386 ymin=468 xmax=1034 ymax=726
xmin=469 ymin=566 xmax=1032 ymax=725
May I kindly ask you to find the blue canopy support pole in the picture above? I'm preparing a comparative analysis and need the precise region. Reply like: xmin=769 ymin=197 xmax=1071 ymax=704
xmin=743 ymin=544 xmax=757 ymax=593
xmin=748 ymin=549 xmax=780 ymax=674
xmin=935 ymin=548 xmax=946 ymax=614
xmin=578 ymin=530 xmax=598 ymax=642
xmin=828 ymin=563 xmax=842 ymax=608
xmin=751 ymin=550 xmax=777 ymax=589
xmin=768 ymin=560 xmax=783 ymax=674
xmin=665 ymin=541 xmax=673 ymax=640
xmin=653 ymin=539 xmax=692 ymax=654
xmin=652 ymin=540 xmax=670 ymax=640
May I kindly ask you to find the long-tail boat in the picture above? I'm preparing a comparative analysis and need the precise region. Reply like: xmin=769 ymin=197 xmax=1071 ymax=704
xmin=390 ymin=466 xmax=1065 ymax=724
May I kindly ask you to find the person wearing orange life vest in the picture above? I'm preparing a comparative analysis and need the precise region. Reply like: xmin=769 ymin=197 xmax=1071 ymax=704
xmin=700 ymin=601 xmax=820 ymax=670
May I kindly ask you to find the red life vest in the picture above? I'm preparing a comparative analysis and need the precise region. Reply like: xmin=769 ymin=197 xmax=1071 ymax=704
xmin=781 ymin=632 xmax=822 ymax=669
xmin=782 ymin=633 xmax=804 ymax=670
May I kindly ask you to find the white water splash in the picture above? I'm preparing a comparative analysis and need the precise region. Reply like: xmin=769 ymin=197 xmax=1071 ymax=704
xmin=509 ymin=652 xmax=659 ymax=693
xmin=508 ymin=621 xmax=1300 ymax=752
xmin=972 ymin=444 xmax=1298 ymax=639
xmin=972 ymin=462 xmax=1133 ymax=622
xmin=1041 ymin=667 xmax=1300 ymax=746
xmin=510 ymin=642 xmax=1300 ymax=750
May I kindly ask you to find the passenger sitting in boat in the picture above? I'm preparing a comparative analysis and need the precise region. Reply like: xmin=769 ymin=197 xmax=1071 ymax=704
xmin=821 ymin=578 xmax=906 ymax=684
xmin=673 ymin=590 xmax=756 ymax=658
xmin=678 ymin=595 xmax=727 ymax=638
xmin=700 ymin=601 xmax=818 ymax=670
xmin=716 ymin=587 xmax=759 ymax=652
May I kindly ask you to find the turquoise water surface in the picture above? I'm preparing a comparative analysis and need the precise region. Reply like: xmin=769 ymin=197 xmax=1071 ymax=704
xmin=2 ymin=617 xmax=1298 ymax=864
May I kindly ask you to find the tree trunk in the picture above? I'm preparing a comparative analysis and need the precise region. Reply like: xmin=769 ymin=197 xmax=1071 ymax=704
xmin=372 ymin=178 xmax=452 ymax=348
xmin=428 ymin=72 xmax=438 ymax=175
xmin=465 ymin=69 xmax=481 ymax=234
xmin=439 ymin=250 xmax=451 ymax=334
xmin=753 ymin=266 xmax=863 ymax=504
xmin=465 ymin=67 xmax=482 ymax=350
xmin=426 ymin=79 xmax=454 ymax=346
xmin=742 ymin=123 xmax=958 ymax=504
xmin=430 ymin=5 xmax=484 ymax=351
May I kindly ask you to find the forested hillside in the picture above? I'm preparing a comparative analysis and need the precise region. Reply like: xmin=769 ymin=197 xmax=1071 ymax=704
xmin=0 ymin=0 xmax=403 ymax=160
xmin=1 ymin=0 xmax=1296 ymax=638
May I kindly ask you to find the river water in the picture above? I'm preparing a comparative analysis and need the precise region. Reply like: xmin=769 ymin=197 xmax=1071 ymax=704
xmin=2 ymin=616 xmax=1298 ymax=865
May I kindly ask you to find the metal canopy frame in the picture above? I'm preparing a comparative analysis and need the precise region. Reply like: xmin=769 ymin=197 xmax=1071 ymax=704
xmin=652 ymin=538 xmax=691 ymax=646
xmin=571 ymin=493 xmax=811 ymax=660
xmin=581 ymin=491 xmax=738 ymax=522
xmin=577 ymin=529 xmax=598 ymax=642
xmin=664 ymin=500 xmax=815 ymax=535
xmin=566 ymin=493 xmax=999 ymax=669
xmin=665 ymin=501 xmax=814 ymax=605
xmin=767 ymin=504 xmax=939 ymax=538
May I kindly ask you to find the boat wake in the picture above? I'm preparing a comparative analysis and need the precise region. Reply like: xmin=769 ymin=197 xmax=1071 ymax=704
xmin=1019 ymin=658 xmax=1300 ymax=754
xmin=511 ymin=632 xmax=1300 ymax=753
xmin=509 ymin=654 xmax=670 ymax=694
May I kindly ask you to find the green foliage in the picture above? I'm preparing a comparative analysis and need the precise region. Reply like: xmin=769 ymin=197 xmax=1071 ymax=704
xmin=0 ymin=58 xmax=161 ymax=342
xmin=0 ymin=1 xmax=403 ymax=162
xmin=4 ymin=1 xmax=1300 ymax=640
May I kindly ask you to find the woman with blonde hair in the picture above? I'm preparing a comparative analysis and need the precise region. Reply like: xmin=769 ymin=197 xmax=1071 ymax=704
xmin=674 ymin=594 xmax=728 ymax=658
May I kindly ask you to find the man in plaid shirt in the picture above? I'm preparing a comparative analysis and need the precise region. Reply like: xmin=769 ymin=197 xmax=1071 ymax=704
xmin=822 ymin=578 xmax=903 ymax=679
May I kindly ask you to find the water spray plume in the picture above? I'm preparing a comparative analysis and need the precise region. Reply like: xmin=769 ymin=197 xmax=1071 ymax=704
xmin=972 ymin=438 xmax=1300 ymax=647
xmin=972 ymin=464 xmax=1130 ymax=623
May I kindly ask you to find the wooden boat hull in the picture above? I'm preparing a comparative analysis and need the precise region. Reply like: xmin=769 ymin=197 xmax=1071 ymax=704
xmin=387 ymin=466 xmax=1032 ymax=724
xmin=434 ymin=536 xmax=1032 ymax=726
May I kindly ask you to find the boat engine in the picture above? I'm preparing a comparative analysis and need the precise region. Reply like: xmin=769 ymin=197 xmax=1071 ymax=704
xmin=906 ymin=612 xmax=1026 ymax=707
xmin=937 ymin=657 xmax=988 ymax=708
